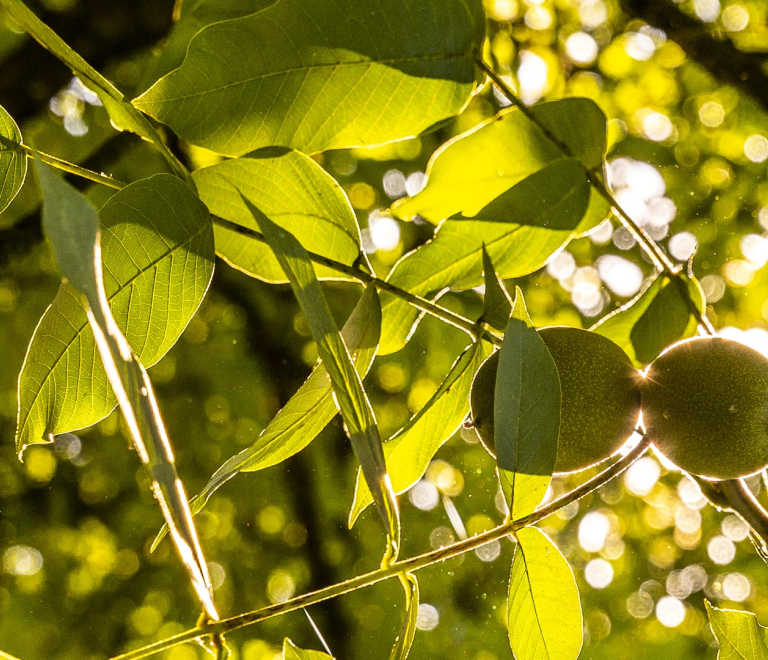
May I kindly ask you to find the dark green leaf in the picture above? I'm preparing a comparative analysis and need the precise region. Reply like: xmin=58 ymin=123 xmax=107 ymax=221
xmin=283 ymin=639 xmax=334 ymax=660
xmin=32 ymin=162 xmax=217 ymax=620
xmin=243 ymin=197 xmax=399 ymax=556
xmin=707 ymin=600 xmax=768 ymax=659
xmin=508 ymin=527 xmax=583 ymax=660
xmin=193 ymin=149 xmax=362 ymax=283
xmin=153 ymin=285 xmax=381 ymax=550
xmin=17 ymin=172 xmax=214 ymax=451
xmin=0 ymin=105 xmax=27 ymax=214
xmin=480 ymin=245 xmax=513 ymax=332
xmin=390 ymin=574 xmax=419 ymax=660
xmin=349 ymin=340 xmax=492 ymax=525
xmin=591 ymin=273 xmax=705 ymax=366
xmin=133 ymin=0 xmax=485 ymax=156
xmin=380 ymin=157 xmax=590 ymax=354
xmin=496 ymin=289 xmax=560 ymax=519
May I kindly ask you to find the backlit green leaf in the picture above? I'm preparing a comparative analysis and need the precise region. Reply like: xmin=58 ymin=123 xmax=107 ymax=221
xmin=349 ymin=340 xmax=492 ymax=525
xmin=17 ymin=173 xmax=214 ymax=451
xmin=32 ymin=162 xmax=217 ymax=620
xmin=193 ymin=149 xmax=362 ymax=283
xmin=153 ymin=285 xmax=381 ymax=550
xmin=283 ymin=639 xmax=334 ymax=660
xmin=0 ymin=105 xmax=27 ymax=214
xmin=591 ymin=272 xmax=705 ymax=366
xmin=508 ymin=527 xmax=583 ymax=660
xmin=707 ymin=601 xmax=768 ymax=659
xmin=496 ymin=290 xmax=559 ymax=520
xmin=391 ymin=98 xmax=608 ymax=235
xmin=379 ymin=157 xmax=590 ymax=354
xmin=244 ymin=198 xmax=399 ymax=556
xmin=133 ymin=0 xmax=485 ymax=156
xmin=480 ymin=246 xmax=513 ymax=332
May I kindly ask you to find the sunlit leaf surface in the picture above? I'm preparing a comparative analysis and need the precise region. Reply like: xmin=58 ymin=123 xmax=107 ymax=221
xmin=17 ymin=173 xmax=214 ymax=451
xmin=707 ymin=601 xmax=768 ymax=659
xmin=0 ymin=105 xmax=27 ymax=214
xmin=193 ymin=149 xmax=362 ymax=283
xmin=134 ymin=0 xmax=485 ymax=156
xmin=508 ymin=527 xmax=583 ymax=660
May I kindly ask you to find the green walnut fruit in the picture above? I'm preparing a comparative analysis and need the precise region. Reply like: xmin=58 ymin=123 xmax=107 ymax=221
xmin=470 ymin=326 xmax=641 ymax=473
xmin=643 ymin=337 xmax=768 ymax=480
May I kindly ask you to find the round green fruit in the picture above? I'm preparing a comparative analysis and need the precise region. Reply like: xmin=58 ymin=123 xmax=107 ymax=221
xmin=642 ymin=337 xmax=768 ymax=480
xmin=470 ymin=326 xmax=641 ymax=474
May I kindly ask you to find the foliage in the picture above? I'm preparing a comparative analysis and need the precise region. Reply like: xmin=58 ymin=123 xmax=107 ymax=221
xmin=2 ymin=1 xmax=768 ymax=660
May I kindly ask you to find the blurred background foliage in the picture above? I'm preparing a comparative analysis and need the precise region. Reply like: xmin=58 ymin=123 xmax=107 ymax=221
xmin=1 ymin=0 xmax=768 ymax=658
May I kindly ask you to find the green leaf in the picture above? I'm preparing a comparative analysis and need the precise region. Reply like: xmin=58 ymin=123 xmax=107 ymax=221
xmin=0 ymin=105 xmax=27 ymax=214
xmin=591 ymin=272 xmax=705 ymax=366
xmin=193 ymin=149 xmax=362 ymax=283
xmin=707 ymin=601 xmax=768 ymax=659
xmin=283 ymin=639 xmax=334 ymax=660
xmin=2 ymin=0 xmax=189 ymax=180
xmin=496 ymin=289 xmax=560 ymax=520
xmin=32 ymin=161 xmax=217 ymax=620
xmin=349 ymin=340 xmax=492 ymax=525
xmin=508 ymin=527 xmax=583 ymax=660
xmin=141 ymin=0 xmax=271 ymax=90
xmin=390 ymin=574 xmax=419 ymax=660
xmin=379 ymin=157 xmax=590 ymax=354
xmin=152 ymin=285 xmax=381 ymax=550
xmin=480 ymin=245 xmax=512 ymax=332
xmin=17 ymin=172 xmax=214 ymax=451
xmin=133 ymin=0 xmax=485 ymax=156
xmin=392 ymin=98 xmax=607 ymax=230
xmin=243 ymin=197 xmax=399 ymax=557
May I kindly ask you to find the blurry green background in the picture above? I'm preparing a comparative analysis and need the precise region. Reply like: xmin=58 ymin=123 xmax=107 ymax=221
xmin=2 ymin=0 xmax=768 ymax=658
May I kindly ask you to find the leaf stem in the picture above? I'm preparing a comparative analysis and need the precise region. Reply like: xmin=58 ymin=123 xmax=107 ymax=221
xmin=109 ymin=435 xmax=651 ymax=660
xmin=0 ymin=136 xmax=125 ymax=190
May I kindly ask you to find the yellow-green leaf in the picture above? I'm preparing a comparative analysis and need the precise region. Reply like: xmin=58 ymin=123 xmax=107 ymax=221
xmin=243 ymin=197 xmax=399 ymax=556
xmin=193 ymin=149 xmax=362 ymax=283
xmin=134 ymin=0 xmax=485 ymax=156
xmin=0 ymin=105 xmax=27 ymax=214
xmin=707 ymin=600 xmax=768 ymax=659
xmin=152 ymin=285 xmax=381 ymax=550
xmin=508 ymin=527 xmax=583 ymax=660
xmin=349 ymin=340 xmax=491 ymax=525
xmin=33 ymin=161 xmax=217 ymax=620
xmin=380 ymin=157 xmax=590 ymax=354
xmin=17 ymin=173 xmax=213 ymax=451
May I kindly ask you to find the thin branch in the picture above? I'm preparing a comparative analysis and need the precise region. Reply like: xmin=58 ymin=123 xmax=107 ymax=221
xmin=476 ymin=59 xmax=714 ymax=336
xmin=109 ymin=435 xmax=651 ymax=660
xmin=0 ymin=138 xmax=126 ymax=190
xmin=211 ymin=216 xmax=502 ymax=346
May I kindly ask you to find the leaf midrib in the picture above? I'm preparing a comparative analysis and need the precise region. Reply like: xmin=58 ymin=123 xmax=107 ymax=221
xmin=139 ymin=51 xmax=473 ymax=105
xmin=17 ymin=222 xmax=209 ymax=442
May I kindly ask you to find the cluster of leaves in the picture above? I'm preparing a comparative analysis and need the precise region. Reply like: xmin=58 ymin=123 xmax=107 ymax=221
xmin=2 ymin=0 xmax=768 ymax=659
